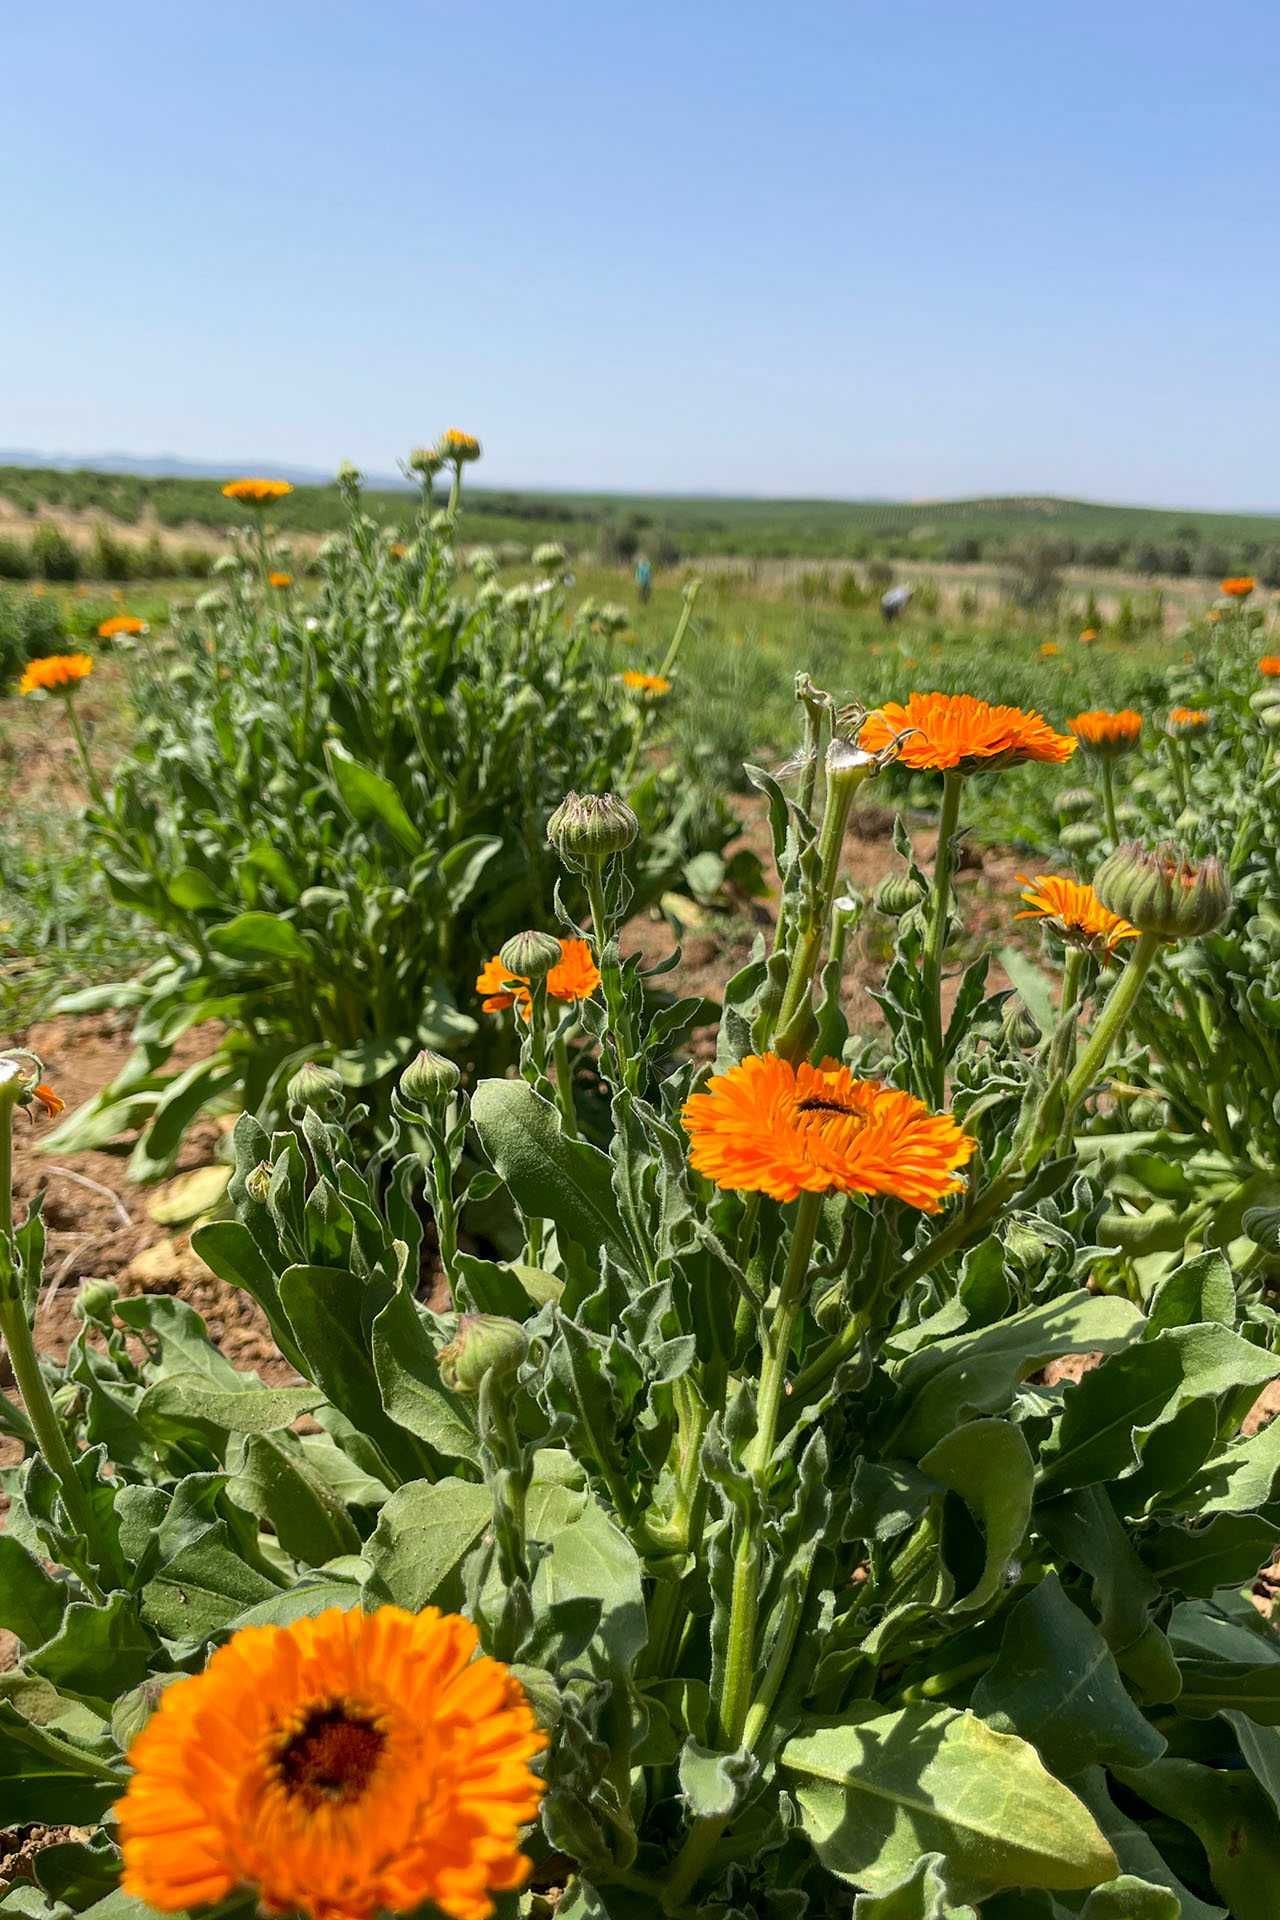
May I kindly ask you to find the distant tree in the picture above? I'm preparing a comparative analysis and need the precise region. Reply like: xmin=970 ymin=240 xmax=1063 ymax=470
xmin=1132 ymin=543 xmax=1163 ymax=577
xmin=1082 ymin=539 xmax=1123 ymax=568
xmin=944 ymin=536 xmax=983 ymax=563
xmin=1257 ymin=545 xmax=1280 ymax=589
xmin=1163 ymin=544 xmax=1192 ymax=577
xmin=1005 ymin=540 xmax=1064 ymax=610
xmin=32 ymin=523 xmax=79 ymax=582
xmin=1197 ymin=543 xmax=1231 ymax=579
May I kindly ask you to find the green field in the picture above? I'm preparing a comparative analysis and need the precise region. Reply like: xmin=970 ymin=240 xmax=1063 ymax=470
xmin=4 ymin=462 xmax=1280 ymax=577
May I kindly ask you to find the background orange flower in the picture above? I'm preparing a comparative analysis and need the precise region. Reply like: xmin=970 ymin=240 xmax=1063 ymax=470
xmin=1068 ymin=708 xmax=1143 ymax=753
xmin=1260 ymin=656 xmax=1280 ymax=677
xmin=1015 ymin=873 xmax=1138 ymax=954
xmin=18 ymin=652 xmax=94 ymax=695
xmin=860 ymin=691 xmax=1076 ymax=772
xmin=98 ymin=614 xmax=146 ymax=638
xmin=680 ymin=1053 xmax=973 ymax=1210
xmin=222 ymin=478 xmax=294 ymax=505
xmin=476 ymin=935 xmax=600 ymax=1015
xmin=622 ymin=670 xmax=671 ymax=696
xmin=1222 ymin=576 xmax=1256 ymax=597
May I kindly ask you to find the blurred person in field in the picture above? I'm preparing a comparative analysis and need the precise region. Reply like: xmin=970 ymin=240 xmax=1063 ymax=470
xmin=881 ymin=583 xmax=913 ymax=624
xmin=635 ymin=555 xmax=653 ymax=604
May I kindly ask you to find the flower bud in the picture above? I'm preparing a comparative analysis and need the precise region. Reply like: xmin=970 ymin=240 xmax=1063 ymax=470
xmin=1250 ymin=688 xmax=1280 ymax=713
xmin=1127 ymin=1094 xmax=1168 ymax=1129
xmin=407 ymin=445 xmax=444 ymax=476
xmin=499 ymin=930 xmax=561 ymax=981
xmin=1055 ymin=787 xmax=1097 ymax=822
xmin=76 ymin=1277 xmax=119 ymax=1325
xmin=503 ymin=583 xmax=533 ymax=612
xmin=399 ymin=1048 xmax=461 ymax=1107
xmin=438 ymin=429 xmax=482 ymax=466
xmin=1094 ymin=840 xmax=1231 ymax=940
xmin=195 ymin=590 xmax=225 ymax=616
xmin=476 ymin=579 xmax=503 ymax=607
xmin=245 ymin=1161 xmax=272 ymax=1203
xmin=212 ymin=553 xmax=243 ymax=578
xmin=532 ymin=542 xmax=567 ymax=571
xmin=336 ymin=459 xmax=362 ymax=488
xmin=1262 ymin=706 xmax=1280 ymax=734
xmin=1059 ymin=820 xmax=1103 ymax=856
xmin=286 ymin=1061 xmax=344 ymax=1113
xmin=874 ymin=871 xmax=927 ymax=917
xmin=1002 ymin=1001 xmax=1042 ymax=1050
xmin=437 ymin=1314 xmax=528 ymax=1396
xmin=547 ymin=791 xmax=639 ymax=862
xmin=469 ymin=546 xmax=497 ymax=578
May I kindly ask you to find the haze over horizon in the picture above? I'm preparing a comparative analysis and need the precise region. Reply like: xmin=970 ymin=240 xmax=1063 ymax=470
xmin=3 ymin=0 xmax=1276 ymax=511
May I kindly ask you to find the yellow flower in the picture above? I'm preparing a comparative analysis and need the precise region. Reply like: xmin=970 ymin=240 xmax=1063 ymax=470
xmin=268 ymin=571 xmax=294 ymax=589
xmin=116 ymin=1606 xmax=545 ymax=1920
xmin=1040 ymin=642 xmax=1060 ymax=658
xmin=439 ymin=429 xmax=482 ymax=464
xmin=621 ymin=670 xmax=672 ymax=697
xmin=18 ymin=653 xmax=94 ymax=695
xmin=221 ymin=478 xmax=294 ymax=506
xmin=1015 ymin=873 xmax=1139 ymax=956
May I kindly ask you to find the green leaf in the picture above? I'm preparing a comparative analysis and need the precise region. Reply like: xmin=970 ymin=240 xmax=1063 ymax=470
xmin=223 ymin=1578 xmax=365 ymax=1632
xmin=852 ymin=1852 xmax=978 ymax=1916
xmin=28 ymin=1595 xmax=154 ymax=1710
xmin=190 ymin=1219 xmax=309 ymax=1377
xmin=1142 ymin=1514 xmax=1280 ymax=1596
xmin=1145 ymin=1251 xmax=1235 ymax=1333
xmin=363 ymin=1477 xmax=493 ymax=1611
xmin=782 ymin=1706 xmax=1117 ymax=1899
xmin=128 ymin=1055 xmax=239 ymax=1184
xmin=0 ymin=1699 xmax=120 ymax=1825
xmin=167 ymin=866 xmax=225 ymax=910
xmin=227 ymin=1431 xmax=363 ymax=1566
xmin=1072 ymin=1768 xmax=1225 ymax=1920
xmin=972 ymin=1574 xmax=1166 ymax=1774
xmin=471 ymin=1078 xmax=638 ymax=1270
xmin=209 ymin=910 xmax=310 ymax=962
xmin=371 ymin=1287 xmax=481 ymax=1468
xmin=1079 ymin=1878 xmax=1180 ymax=1919
xmin=326 ymin=740 xmax=422 ymax=852
xmin=277 ymin=1264 xmax=432 ymax=1483
xmin=525 ymin=1470 xmax=647 ymax=1679
xmin=137 ymin=1376 xmax=326 ymax=1435
xmin=677 ymin=1739 xmax=758 ymax=1820
xmin=889 ymin=1292 xmax=1142 ymax=1457
xmin=1174 ymin=1412 xmax=1280 ymax=1515
xmin=0 ymin=1536 xmax=67 ymax=1650
xmin=997 ymin=946 xmax=1057 ymax=1036
xmin=919 ymin=1418 xmax=1033 ymax=1613
xmin=1114 ymin=1757 xmax=1280 ymax=1919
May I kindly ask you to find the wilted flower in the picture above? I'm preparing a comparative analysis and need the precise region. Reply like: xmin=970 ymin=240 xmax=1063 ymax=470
xmin=859 ymin=692 xmax=1076 ymax=773
xmin=1068 ymin=709 xmax=1143 ymax=756
xmin=1094 ymin=841 xmax=1231 ymax=940
xmin=681 ymin=1054 xmax=974 ymax=1211
xmin=115 ymin=1607 xmax=545 ymax=1920
xmin=221 ymin=478 xmax=293 ymax=507
xmin=19 ymin=653 xmax=93 ymax=696
xmin=1015 ymin=874 xmax=1139 ymax=957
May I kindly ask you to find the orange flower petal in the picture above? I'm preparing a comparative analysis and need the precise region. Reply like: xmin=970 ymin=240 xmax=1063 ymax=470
xmin=859 ymin=692 xmax=1075 ymax=773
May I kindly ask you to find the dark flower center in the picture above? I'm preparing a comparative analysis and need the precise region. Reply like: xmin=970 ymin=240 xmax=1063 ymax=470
xmin=277 ymin=1703 xmax=386 ymax=1808
xmin=795 ymin=1095 xmax=866 ymax=1133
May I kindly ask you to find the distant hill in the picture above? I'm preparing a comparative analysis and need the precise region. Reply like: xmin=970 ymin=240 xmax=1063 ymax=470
xmin=1 ymin=459 xmax=1279 ymax=577
xmin=0 ymin=449 xmax=410 ymax=490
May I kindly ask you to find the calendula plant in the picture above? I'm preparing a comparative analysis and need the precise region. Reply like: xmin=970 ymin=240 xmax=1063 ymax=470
xmin=44 ymin=446 xmax=755 ymax=1179
xmin=5 ymin=669 xmax=1280 ymax=1919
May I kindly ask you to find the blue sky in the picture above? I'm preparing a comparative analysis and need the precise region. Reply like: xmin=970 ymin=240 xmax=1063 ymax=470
xmin=2 ymin=1 xmax=1276 ymax=505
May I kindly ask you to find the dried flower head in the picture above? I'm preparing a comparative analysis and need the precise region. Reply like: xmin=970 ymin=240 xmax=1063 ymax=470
xmin=116 ymin=1606 xmax=545 ymax=1920
xmin=680 ymin=1053 xmax=974 ymax=1210
xmin=859 ymin=692 xmax=1076 ymax=774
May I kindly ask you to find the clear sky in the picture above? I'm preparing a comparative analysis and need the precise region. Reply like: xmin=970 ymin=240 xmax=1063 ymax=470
xmin=3 ymin=1 xmax=1276 ymax=506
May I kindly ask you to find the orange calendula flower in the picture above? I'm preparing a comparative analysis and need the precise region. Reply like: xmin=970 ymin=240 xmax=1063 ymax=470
xmin=1068 ymin=709 xmax=1143 ymax=755
xmin=1079 ymin=628 xmax=1099 ymax=644
xmin=1040 ymin=642 xmax=1060 ymax=658
xmin=476 ymin=936 xmax=601 ymax=1016
xmin=268 ymin=571 xmax=294 ymax=589
xmin=389 ymin=542 xmax=408 ymax=560
xmin=859 ymin=692 xmax=1076 ymax=773
xmin=621 ymin=671 xmax=672 ymax=697
xmin=98 ymin=614 xmax=146 ymax=638
xmin=1222 ymin=576 xmax=1256 ymax=598
xmin=680 ymin=1053 xmax=974 ymax=1211
xmin=31 ymin=1082 xmax=64 ymax=1118
xmin=18 ymin=652 xmax=94 ymax=696
xmin=116 ymin=1605 xmax=545 ymax=1920
xmin=1167 ymin=706 xmax=1210 ymax=735
xmin=221 ymin=478 xmax=294 ymax=506
xmin=1015 ymin=874 xmax=1139 ymax=956
xmin=1260 ymin=656 xmax=1280 ymax=677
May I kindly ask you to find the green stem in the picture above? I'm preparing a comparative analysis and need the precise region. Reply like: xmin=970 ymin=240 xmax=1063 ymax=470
xmin=772 ymin=754 xmax=870 ymax=1057
xmin=553 ymin=1027 xmax=580 ymax=1138
xmin=1100 ymin=757 xmax=1120 ymax=848
xmin=1060 ymin=945 xmax=1085 ymax=1021
xmin=585 ymin=861 xmax=633 ymax=1086
xmin=657 ymin=579 xmax=700 ymax=683
xmin=1061 ymin=930 xmax=1163 ymax=1120
xmin=922 ymin=769 xmax=963 ymax=1104
xmin=64 ymin=699 xmax=106 ymax=810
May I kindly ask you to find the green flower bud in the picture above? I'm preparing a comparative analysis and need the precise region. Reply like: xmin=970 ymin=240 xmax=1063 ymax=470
xmin=437 ymin=1314 xmax=528 ymax=1395
xmin=1055 ymin=786 xmax=1097 ymax=822
xmin=469 ymin=546 xmax=498 ymax=578
xmin=195 ymin=591 xmax=225 ymax=616
xmin=336 ymin=459 xmax=362 ymax=487
xmin=476 ymin=579 xmax=503 ymax=607
xmin=1174 ymin=806 xmax=1204 ymax=837
xmin=499 ymin=930 xmax=562 ymax=981
xmin=1249 ymin=688 xmax=1280 ymax=713
xmin=1261 ymin=705 xmax=1280 ymax=733
xmin=1115 ymin=801 xmax=1142 ymax=828
xmin=407 ymin=445 xmax=444 ymax=476
xmin=1002 ymin=1001 xmax=1042 ymax=1050
xmin=532 ymin=542 xmax=567 ymax=570
xmin=547 ymin=791 xmax=639 ymax=862
xmin=1004 ymin=1220 xmax=1051 ymax=1269
xmin=245 ymin=1161 xmax=273 ymax=1203
xmin=399 ymin=1048 xmax=461 ymax=1107
xmin=1059 ymin=820 xmax=1103 ymax=855
xmin=1094 ymin=840 xmax=1232 ymax=940
xmin=503 ymin=584 xmax=533 ymax=612
xmin=76 ymin=1277 xmax=119 ymax=1325
xmin=286 ymin=1061 xmax=344 ymax=1113
xmin=1127 ymin=1094 xmax=1168 ymax=1129
xmin=874 ymin=871 xmax=928 ymax=917
xmin=212 ymin=553 xmax=243 ymax=578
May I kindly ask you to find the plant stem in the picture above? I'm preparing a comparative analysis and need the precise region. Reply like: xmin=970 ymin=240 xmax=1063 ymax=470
xmin=64 ymin=698 xmax=106 ymax=810
xmin=1059 ymin=945 xmax=1085 ymax=1021
xmin=656 ymin=580 xmax=700 ymax=683
xmin=1061 ymin=930 xmax=1163 ymax=1121
xmin=553 ymin=1027 xmax=579 ymax=1138
xmin=773 ymin=754 xmax=871 ymax=1057
xmin=585 ymin=861 xmax=633 ymax=1086
xmin=922 ymin=769 xmax=963 ymax=1104
xmin=1100 ymin=757 xmax=1120 ymax=847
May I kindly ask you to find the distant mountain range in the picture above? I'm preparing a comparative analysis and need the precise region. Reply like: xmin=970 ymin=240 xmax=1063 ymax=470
xmin=0 ymin=449 xmax=412 ymax=490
